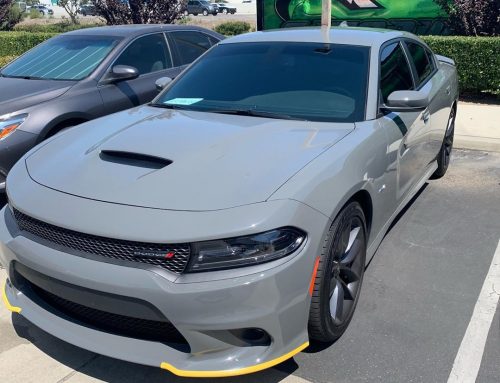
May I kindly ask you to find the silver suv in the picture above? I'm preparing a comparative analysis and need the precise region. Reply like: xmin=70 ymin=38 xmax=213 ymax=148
xmin=184 ymin=0 xmax=218 ymax=16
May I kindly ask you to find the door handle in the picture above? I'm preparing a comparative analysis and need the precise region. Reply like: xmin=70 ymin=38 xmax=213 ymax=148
xmin=421 ymin=110 xmax=430 ymax=124
xmin=445 ymin=85 xmax=451 ymax=95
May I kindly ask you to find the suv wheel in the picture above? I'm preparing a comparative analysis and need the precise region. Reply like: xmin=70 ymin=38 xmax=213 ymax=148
xmin=202 ymin=9 xmax=208 ymax=16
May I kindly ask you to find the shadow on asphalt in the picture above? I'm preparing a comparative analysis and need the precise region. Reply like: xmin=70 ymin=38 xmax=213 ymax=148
xmin=365 ymin=182 xmax=429 ymax=270
xmin=11 ymin=314 xmax=299 ymax=382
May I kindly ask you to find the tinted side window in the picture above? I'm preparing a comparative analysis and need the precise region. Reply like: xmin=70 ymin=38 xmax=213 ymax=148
xmin=380 ymin=42 xmax=414 ymax=103
xmin=407 ymin=42 xmax=434 ymax=85
xmin=114 ymin=33 xmax=172 ymax=75
xmin=170 ymin=31 xmax=213 ymax=66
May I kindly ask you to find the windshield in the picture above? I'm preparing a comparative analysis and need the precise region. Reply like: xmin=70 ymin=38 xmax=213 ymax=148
xmin=1 ymin=35 xmax=120 ymax=81
xmin=153 ymin=42 xmax=370 ymax=122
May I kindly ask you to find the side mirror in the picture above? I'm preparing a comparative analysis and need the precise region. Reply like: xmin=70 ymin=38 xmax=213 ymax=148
xmin=155 ymin=77 xmax=173 ymax=92
xmin=386 ymin=90 xmax=429 ymax=111
xmin=102 ymin=65 xmax=139 ymax=84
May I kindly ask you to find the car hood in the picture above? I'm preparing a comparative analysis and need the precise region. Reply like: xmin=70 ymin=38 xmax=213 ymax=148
xmin=26 ymin=106 xmax=353 ymax=211
xmin=0 ymin=77 xmax=73 ymax=115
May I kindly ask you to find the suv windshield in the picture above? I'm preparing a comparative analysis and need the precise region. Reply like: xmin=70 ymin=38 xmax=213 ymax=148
xmin=1 ymin=35 xmax=120 ymax=81
xmin=153 ymin=42 xmax=369 ymax=122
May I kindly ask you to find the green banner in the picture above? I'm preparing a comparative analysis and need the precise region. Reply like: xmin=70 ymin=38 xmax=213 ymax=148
xmin=258 ymin=0 xmax=450 ymax=35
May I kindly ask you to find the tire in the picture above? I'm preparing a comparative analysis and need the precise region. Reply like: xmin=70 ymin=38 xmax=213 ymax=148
xmin=431 ymin=106 xmax=456 ymax=179
xmin=203 ymin=9 xmax=208 ymax=16
xmin=308 ymin=201 xmax=367 ymax=343
xmin=183 ymin=10 xmax=189 ymax=16
xmin=193 ymin=12 xmax=198 ymax=16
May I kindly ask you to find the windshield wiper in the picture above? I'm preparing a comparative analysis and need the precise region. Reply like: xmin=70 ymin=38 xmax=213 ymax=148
xmin=0 ymin=74 xmax=44 ymax=80
xmin=203 ymin=108 xmax=304 ymax=121
xmin=151 ymin=104 xmax=304 ymax=121
xmin=150 ymin=103 xmax=192 ymax=110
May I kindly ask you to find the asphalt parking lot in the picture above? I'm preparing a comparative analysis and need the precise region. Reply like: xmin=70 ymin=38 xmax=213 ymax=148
xmin=1 ymin=148 xmax=499 ymax=383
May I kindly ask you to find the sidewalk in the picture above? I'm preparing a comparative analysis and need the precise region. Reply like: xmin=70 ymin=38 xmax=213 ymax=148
xmin=455 ymin=102 xmax=500 ymax=152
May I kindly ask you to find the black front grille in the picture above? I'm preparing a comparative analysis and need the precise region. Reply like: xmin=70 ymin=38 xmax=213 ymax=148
xmin=13 ymin=208 xmax=190 ymax=273
xmin=28 ymin=282 xmax=189 ymax=349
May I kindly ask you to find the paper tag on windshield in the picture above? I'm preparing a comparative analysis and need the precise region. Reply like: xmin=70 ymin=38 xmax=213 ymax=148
xmin=165 ymin=98 xmax=203 ymax=105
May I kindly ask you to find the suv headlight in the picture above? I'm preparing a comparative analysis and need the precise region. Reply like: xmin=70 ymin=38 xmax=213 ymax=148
xmin=187 ymin=227 xmax=306 ymax=272
xmin=0 ymin=113 xmax=28 ymax=140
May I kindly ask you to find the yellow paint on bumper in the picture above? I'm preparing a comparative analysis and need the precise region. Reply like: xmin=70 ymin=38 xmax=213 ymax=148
xmin=2 ymin=280 xmax=21 ymax=313
xmin=160 ymin=341 xmax=309 ymax=377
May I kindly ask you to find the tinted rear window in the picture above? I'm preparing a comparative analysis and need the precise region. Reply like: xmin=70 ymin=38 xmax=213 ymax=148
xmin=407 ymin=42 xmax=434 ymax=85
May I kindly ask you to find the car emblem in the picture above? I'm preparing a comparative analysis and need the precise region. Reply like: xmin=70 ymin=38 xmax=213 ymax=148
xmin=133 ymin=250 xmax=176 ymax=260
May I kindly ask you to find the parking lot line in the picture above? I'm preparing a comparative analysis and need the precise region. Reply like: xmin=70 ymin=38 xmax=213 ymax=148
xmin=447 ymin=239 xmax=500 ymax=383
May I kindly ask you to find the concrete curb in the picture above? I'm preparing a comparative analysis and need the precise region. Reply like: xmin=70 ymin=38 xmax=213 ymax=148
xmin=455 ymin=102 xmax=500 ymax=152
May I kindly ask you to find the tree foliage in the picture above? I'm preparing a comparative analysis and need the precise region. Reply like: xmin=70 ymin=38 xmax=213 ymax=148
xmin=435 ymin=0 xmax=499 ymax=36
xmin=0 ymin=0 xmax=12 ymax=23
xmin=90 ymin=0 xmax=186 ymax=25
xmin=58 ymin=0 xmax=80 ymax=24
xmin=0 ymin=1 xmax=24 ymax=31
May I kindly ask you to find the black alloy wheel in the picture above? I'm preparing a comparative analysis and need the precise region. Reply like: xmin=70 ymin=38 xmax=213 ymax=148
xmin=309 ymin=201 xmax=367 ymax=342
xmin=432 ymin=106 xmax=456 ymax=179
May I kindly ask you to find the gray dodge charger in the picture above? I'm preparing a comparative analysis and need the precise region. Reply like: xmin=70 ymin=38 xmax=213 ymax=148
xmin=1 ymin=27 xmax=458 ymax=377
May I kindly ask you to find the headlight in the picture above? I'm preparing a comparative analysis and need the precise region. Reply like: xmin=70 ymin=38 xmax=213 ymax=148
xmin=187 ymin=227 xmax=306 ymax=272
xmin=0 ymin=113 xmax=28 ymax=140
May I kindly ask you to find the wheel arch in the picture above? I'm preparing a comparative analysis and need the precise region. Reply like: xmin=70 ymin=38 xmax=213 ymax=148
xmin=347 ymin=190 xmax=373 ymax=240
xmin=38 ymin=115 xmax=90 ymax=142
xmin=327 ymin=186 xmax=374 ymax=242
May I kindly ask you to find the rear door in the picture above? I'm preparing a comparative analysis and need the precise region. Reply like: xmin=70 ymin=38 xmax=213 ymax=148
xmin=98 ymin=33 xmax=179 ymax=111
xmin=378 ymin=41 xmax=432 ymax=201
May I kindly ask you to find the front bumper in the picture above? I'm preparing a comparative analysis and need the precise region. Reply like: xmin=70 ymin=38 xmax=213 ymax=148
xmin=0 ymin=171 xmax=330 ymax=376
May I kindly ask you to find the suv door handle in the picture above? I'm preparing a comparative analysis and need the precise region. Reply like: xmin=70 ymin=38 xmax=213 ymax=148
xmin=445 ymin=85 xmax=451 ymax=95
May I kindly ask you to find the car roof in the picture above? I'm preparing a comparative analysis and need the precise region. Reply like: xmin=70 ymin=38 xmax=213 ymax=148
xmin=63 ymin=24 xmax=219 ymax=38
xmin=220 ymin=27 xmax=417 ymax=48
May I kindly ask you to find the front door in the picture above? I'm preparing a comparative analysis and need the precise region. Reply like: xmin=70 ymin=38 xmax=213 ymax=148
xmin=378 ymin=41 xmax=433 ymax=202
xmin=98 ymin=33 xmax=181 ymax=112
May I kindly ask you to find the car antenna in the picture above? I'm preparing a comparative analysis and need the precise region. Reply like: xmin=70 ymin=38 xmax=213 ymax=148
xmin=321 ymin=0 xmax=332 ymax=47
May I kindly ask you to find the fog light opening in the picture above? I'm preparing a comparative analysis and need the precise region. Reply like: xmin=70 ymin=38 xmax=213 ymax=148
xmin=238 ymin=328 xmax=271 ymax=346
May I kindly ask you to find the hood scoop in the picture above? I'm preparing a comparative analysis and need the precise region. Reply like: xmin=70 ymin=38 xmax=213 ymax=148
xmin=99 ymin=150 xmax=172 ymax=170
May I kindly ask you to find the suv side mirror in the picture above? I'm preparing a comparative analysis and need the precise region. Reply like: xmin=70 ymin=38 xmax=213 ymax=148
xmin=386 ymin=90 xmax=429 ymax=111
xmin=101 ymin=65 xmax=139 ymax=84
xmin=155 ymin=76 xmax=172 ymax=91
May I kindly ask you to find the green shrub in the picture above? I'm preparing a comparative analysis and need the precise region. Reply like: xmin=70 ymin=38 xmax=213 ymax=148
xmin=422 ymin=36 xmax=500 ymax=94
xmin=29 ymin=8 xmax=41 ymax=19
xmin=13 ymin=22 xmax=103 ymax=33
xmin=214 ymin=21 xmax=251 ymax=36
xmin=0 ymin=31 xmax=57 ymax=57
xmin=0 ymin=55 xmax=17 ymax=68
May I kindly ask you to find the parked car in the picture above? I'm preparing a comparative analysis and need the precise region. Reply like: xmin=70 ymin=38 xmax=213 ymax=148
xmin=214 ymin=2 xmax=237 ymax=14
xmin=0 ymin=25 xmax=223 ymax=189
xmin=78 ymin=4 xmax=98 ymax=16
xmin=28 ymin=5 xmax=54 ymax=16
xmin=183 ymin=0 xmax=218 ymax=16
xmin=1 ymin=27 xmax=457 ymax=377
